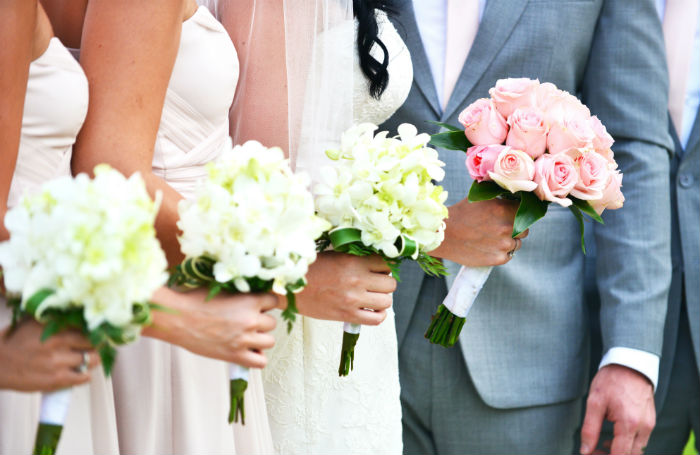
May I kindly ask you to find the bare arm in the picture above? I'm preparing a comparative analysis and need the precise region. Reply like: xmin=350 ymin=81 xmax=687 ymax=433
xmin=0 ymin=0 xmax=36 ymax=241
xmin=73 ymin=0 xmax=194 ymax=265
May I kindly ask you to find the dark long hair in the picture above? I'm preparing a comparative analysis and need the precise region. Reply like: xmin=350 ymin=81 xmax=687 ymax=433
xmin=354 ymin=0 xmax=396 ymax=99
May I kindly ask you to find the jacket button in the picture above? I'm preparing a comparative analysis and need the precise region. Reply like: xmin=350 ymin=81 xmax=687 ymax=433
xmin=679 ymin=174 xmax=694 ymax=188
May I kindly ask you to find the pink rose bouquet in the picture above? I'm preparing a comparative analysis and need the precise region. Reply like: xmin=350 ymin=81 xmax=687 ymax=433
xmin=425 ymin=78 xmax=624 ymax=348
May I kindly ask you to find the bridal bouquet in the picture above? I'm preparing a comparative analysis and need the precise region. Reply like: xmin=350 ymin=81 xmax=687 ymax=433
xmin=314 ymin=123 xmax=449 ymax=376
xmin=0 ymin=165 xmax=168 ymax=455
xmin=170 ymin=140 xmax=328 ymax=424
xmin=425 ymin=78 xmax=625 ymax=347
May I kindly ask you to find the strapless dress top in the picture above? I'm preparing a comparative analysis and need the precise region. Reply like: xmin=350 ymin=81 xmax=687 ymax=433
xmin=151 ymin=5 xmax=239 ymax=199
xmin=8 ymin=37 xmax=88 ymax=208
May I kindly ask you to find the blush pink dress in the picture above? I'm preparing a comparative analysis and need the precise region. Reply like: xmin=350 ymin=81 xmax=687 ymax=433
xmin=109 ymin=6 xmax=274 ymax=454
xmin=0 ymin=37 xmax=120 ymax=455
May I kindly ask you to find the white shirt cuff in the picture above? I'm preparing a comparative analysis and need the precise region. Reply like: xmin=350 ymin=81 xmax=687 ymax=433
xmin=598 ymin=347 xmax=660 ymax=391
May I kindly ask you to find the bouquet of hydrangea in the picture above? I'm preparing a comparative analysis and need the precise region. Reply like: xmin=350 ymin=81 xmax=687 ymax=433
xmin=314 ymin=123 xmax=449 ymax=376
xmin=170 ymin=140 xmax=329 ymax=424
xmin=0 ymin=165 xmax=168 ymax=455
xmin=425 ymin=78 xmax=625 ymax=347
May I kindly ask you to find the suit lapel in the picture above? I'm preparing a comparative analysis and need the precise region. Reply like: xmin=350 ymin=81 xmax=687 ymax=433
xmin=392 ymin=0 xmax=441 ymax=117
xmin=443 ymin=0 xmax=530 ymax=120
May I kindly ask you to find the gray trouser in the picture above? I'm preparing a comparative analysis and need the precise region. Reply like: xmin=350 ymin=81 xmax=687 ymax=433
xmin=646 ymin=302 xmax=700 ymax=454
xmin=399 ymin=275 xmax=582 ymax=455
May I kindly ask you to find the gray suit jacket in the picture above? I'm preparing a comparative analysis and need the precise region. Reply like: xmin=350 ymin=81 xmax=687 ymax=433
xmin=656 ymin=108 xmax=700 ymax=408
xmin=381 ymin=0 xmax=673 ymax=408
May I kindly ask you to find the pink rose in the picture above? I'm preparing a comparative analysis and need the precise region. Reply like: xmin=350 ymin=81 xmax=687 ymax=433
xmin=546 ymin=116 xmax=595 ymax=154
xmin=566 ymin=148 xmax=611 ymax=200
xmin=537 ymin=84 xmax=590 ymax=128
xmin=489 ymin=78 xmax=540 ymax=118
xmin=465 ymin=145 xmax=507 ymax=182
xmin=590 ymin=170 xmax=624 ymax=215
xmin=533 ymin=153 xmax=578 ymax=207
xmin=488 ymin=148 xmax=538 ymax=193
xmin=458 ymin=98 xmax=508 ymax=146
xmin=505 ymin=108 xmax=548 ymax=159
xmin=589 ymin=115 xmax=614 ymax=152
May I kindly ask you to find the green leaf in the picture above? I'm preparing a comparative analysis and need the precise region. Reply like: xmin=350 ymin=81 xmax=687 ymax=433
xmin=384 ymin=258 xmax=402 ymax=282
xmin=428 ymin=121 xmax=463 ymax=132
xmin=429 ymin=130 xmax=471 ymax=152
xmin=570 ymin=197 xmax=604 ymax=224
xmin=206 ymin=284 xmax=222 ymax=301
xmin=40 ymin=320 xmax=62 ymax=342
xmin=417 ymin=253 xmax=448 ymax=277
xmin=467 ymin=181 xmax=508 ymax=202
xmin=24 ymin=289 xmax=54 ymax=316
xmin=148 ymin=302 xmax=178 ymax=314
xmin=99 ymin=344 xmax=116 ymax=377
xmin=513 ymin=192 xmax=549 ymax=238
xmin=568 ymin=205 xmax=587 ymax=254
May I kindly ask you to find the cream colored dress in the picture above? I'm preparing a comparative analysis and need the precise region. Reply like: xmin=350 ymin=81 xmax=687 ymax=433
xmin=262 ymin=12 xmax=412 ymax=454
xmin=0 ymin=37 xmax=120 ymax=455
xmin=110 ymin=6 xmax=273 ymax=454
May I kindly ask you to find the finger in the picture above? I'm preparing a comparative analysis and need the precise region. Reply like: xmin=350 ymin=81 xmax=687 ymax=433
xmin=234 ymin=350 xmax=268 ymax=369
xmin=366 ymin=255 xmax=391 ymax=273
xmin=53 ymin=350 xmax=87 ymax=369
xmin=365 ymin=273 xmax=397 ymax=294
xmin=241 ymin=333 xmax=276 ymax=351
xmin=631 ymin=406 xmax=655 ymax=455
xmin=257 ymin=294 xmax=279 ymax=312
xmin=609 ymin=430 xmax=635 ymax=455
xmin=256 ymin=313 xmax=277 ymax=332
xmin=513 ymin=238 xmax=522 ymax=252
xmin=52 ymin=369 xmax=92 ymax=391
xmin=350 ymin=308 xmax=387 ymax=326
xmin=515 ymin=229 xmax=529 ymax=239
xmin=580 ymin=394 xmax=607 ymax=454
xmin=356 ymin=291 xmax=392 ymax=312
xmin=55 ymin=331 xmax=94 ymax=350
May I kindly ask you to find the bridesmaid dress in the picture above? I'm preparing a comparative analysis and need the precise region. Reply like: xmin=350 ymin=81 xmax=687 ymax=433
xmin=0 ymin=37 xmax=120 ymax=455
xmin=110 ymin=6 xmax=274 ymax=454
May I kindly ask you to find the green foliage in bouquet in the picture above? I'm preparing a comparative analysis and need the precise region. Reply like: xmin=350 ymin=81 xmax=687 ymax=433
xmin=7 ymin=290 xmax=161 ymax=376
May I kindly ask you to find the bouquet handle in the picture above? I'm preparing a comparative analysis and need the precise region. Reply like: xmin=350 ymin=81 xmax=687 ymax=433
xmin=228 ymin=363 xmax=249 ymax=425
xmin=34 ymin=388 xmax=72 ymax=455
xmin=424 ymin=265 xmax=493 ymax=347
xmin=338 ymin=322 xmax=361 ymax=376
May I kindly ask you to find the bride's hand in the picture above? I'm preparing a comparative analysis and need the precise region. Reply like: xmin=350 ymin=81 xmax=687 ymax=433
xmin=294 ymin=252 xmax=396 ymax=326
xmin=0 ymin=320 xmax=100 ymax=392
xmin=143 ymin=287 xmax=278 ymax=369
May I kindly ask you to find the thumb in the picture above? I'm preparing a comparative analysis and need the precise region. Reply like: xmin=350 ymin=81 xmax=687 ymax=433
xmin=580 ymin=394 xmax=607 ymax=454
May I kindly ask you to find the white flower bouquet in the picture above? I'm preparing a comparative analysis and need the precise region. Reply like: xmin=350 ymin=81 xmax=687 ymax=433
xmin=0 ymin=165 xmax=168 ymax=455
xmin=314 ymin=123 xmax=449 ymax=376
xmin=170 ymin=140 xmax=329 ymax=424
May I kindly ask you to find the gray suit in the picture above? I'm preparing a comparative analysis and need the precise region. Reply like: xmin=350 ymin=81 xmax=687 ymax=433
xmin=380 ymin=1 xmax=673 ymax=453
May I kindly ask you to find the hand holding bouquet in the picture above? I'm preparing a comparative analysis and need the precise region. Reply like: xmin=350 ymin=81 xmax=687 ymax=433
xmin=170 ymin=140 xmax=329 ymax=424
xmin=0 ymin=165 xmax=168 ymax=455
xmin=425 ymin=78 xmax=625 ymax=347
xmin=314 ymin=123 xmax=449 ymax=376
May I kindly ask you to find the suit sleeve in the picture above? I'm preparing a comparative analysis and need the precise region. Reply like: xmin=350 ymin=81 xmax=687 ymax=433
xmin=580 ymin=0 xmax=673 ymax=362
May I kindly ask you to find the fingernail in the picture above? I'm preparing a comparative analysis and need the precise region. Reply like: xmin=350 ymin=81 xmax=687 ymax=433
xmin=580 ymin=444 xmax=590 ymax=454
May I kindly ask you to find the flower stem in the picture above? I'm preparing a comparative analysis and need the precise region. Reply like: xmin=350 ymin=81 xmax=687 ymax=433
xmin=33 ymin=423 xmax=62 ymax=455
xmin=228 ymin=378 xmax=248 ymax=424
xmin=424 ymin=303 xmax=465 ymax=347
xmin=338 ymin=330 xmax=360 ymax=376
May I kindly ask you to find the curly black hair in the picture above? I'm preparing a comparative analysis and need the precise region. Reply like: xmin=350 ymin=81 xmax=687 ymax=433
xmin=354 ymin=0 xmax=397 ymax=99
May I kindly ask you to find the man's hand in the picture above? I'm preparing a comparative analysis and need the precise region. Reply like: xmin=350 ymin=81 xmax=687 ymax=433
xmin=430 ymin=197 xmax=527 ymax=267
xmin=580 ymin=364 xmax=656 ymax=455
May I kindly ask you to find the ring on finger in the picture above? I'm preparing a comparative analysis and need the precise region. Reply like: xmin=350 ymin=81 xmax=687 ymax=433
xmin=75 ymin=351 xmax=89 ymax=374
xmin=507 ymin=238 xmax=521 ymax=259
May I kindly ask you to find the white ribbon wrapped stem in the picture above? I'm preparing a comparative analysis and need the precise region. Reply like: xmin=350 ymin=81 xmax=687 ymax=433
xmin=39 ymin=388 xmax=72 ymax=426
xmin=442 ymin=265 xmax=493 ymax=318
xmin=343 ymin=322 xmax=361 ymax=335
xmin=229 ymin=363 xmax=250 ymax=382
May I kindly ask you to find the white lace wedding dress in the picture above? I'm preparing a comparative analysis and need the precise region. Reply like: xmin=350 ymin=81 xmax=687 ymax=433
xmin=262 ymin=12 xmax=413 ymax=454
